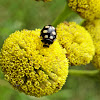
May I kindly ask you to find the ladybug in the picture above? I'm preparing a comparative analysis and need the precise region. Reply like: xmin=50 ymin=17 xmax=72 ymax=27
xmin=40 ymin=25 xmax=56 ymax=47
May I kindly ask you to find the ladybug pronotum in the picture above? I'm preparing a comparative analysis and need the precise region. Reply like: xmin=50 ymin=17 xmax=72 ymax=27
xmin=40 ymin=25 xmax=56 ymax=47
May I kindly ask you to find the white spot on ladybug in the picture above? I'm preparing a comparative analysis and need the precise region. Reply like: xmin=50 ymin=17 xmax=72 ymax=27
xmin=52 ymin=31 xmax=56 ymax=35
xmin=50 ymin=36 xmax=53 ymax=39
xmin=44 ymin=35 xmax=48 ymax=38
xmin=45 ymin=26 xmax=50 ymax=28
xmin=52 ymin=27 xmax=55 ymax=30
xmin=43 ymin=30 xmax=48 ymax=33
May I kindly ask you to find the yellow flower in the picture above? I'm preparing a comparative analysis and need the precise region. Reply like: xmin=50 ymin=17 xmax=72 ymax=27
xmin=35 ymin=0 xmax=51 ymax=2
xmin=68 ymin=0 xmax=100 ymax=20
xmin=84 ymin=19 xmax=100 ymax=69
xmin=56 ymin=22 xmax=95 ymax=66
xmin=0 ymin=29 xmax=69 ymax=97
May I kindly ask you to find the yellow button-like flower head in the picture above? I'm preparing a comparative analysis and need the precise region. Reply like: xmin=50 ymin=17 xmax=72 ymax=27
xmin=0 ymin=29 xmax=69 ymax=97
xmin=84 ymin=19 xmax=100 ymax=69
xmin=56 ymin=22 xmax=95 ymax=66
xmin=68 ymin=0 xmax=100 ymax=20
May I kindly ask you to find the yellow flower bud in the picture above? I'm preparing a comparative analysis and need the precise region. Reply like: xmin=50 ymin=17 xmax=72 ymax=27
xmin=84 ymin=19 xmax=100 ymax=69
xmin=68 ymin=0 xmax=100 ymax=20
xmin=56 ymin=22 xmax=95 ymax=66
xmin=0 ymin=29 xmax=69 ymax=97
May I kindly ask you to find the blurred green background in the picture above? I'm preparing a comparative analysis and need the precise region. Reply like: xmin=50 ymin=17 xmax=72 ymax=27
xmin=0 ymin=0 xmax=100 ymax=100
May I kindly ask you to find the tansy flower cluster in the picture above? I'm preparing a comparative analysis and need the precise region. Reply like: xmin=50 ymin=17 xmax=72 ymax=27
xmin=84 ymin=19 xmax=100 ymax=69
xmin=1 ymin=0 xmax=100 ymax=98
xmin=56 ymin=22 xmax=95 ymax=66
xmin=0 ymin=29 xmax=69 ymax=97
xmin=68 ymin=0 xmax=100 ymax=21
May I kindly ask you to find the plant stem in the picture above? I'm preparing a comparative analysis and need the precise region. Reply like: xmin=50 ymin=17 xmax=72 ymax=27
xmin=69 ymin=69 xmax=100 ymax=77
xmin=52 ymin=3 xmax=73 ymax=27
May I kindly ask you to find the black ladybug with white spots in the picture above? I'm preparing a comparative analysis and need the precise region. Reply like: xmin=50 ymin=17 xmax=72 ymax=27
xmin=40 ymin=25 xmax=56 ymax=47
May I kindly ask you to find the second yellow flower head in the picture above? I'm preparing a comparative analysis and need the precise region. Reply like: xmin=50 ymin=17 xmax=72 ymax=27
xmin=56 ymin=22 xmax=95 ymax=66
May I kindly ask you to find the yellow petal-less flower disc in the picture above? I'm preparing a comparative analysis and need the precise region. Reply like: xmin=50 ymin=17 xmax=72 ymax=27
xmin=68 ymin=0 xmax=100 ymax=21
xmin=84 ymin=19 xmax=100 ymax=69
xmin=0 ymin=29 xmax=69 ymax=97
xmin=56 ymin=22 xmax=95 ymax=66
